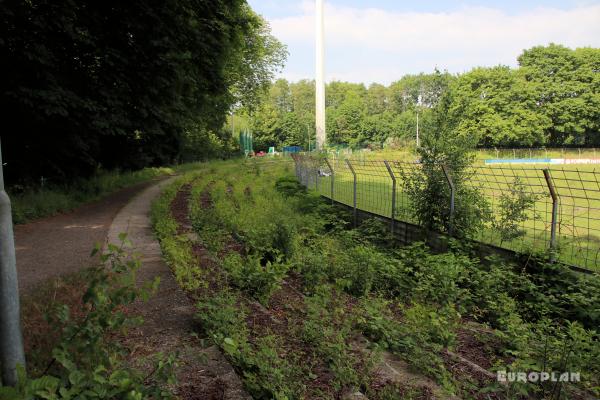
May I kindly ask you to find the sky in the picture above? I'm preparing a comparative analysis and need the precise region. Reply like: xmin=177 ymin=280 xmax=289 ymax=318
xmin=247 ymin=0 xmax=600 ymax=85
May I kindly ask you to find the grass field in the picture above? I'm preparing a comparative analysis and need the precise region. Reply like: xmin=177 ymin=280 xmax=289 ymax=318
xmin=348 ymin=147 xmax=600 ymax=163
xmin=295 ymin=151 xmax=600 ymax=271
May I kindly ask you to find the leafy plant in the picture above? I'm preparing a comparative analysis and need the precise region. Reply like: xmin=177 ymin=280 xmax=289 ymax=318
xmin=0 ymin=235 xmax=175 ymax=399
xmin=492 ymin=176 xmax=540 ymax=243
xmin=302 ymin=286 xmax=365 ymax=391
xmin=196 ymin=292 xmax=304 ymax=399
xmin=356 ymin=297 xmax=457 ymax=388
xmin=222 ymin=253 xmax=288 ymax=304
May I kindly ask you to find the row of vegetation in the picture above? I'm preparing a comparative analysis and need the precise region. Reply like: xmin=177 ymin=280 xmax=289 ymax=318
xmin=152 ymin=159 xmax=600 ymax=399
xmin=244 ymin=44 xmax=599 ymax=151
xmin=1 ymin=0 xmax=287 ymax=187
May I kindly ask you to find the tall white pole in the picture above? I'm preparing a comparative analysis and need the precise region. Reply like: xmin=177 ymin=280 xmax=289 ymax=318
xmin=416 ymin=110 xmax=420 ymax=147
xmin=315 ymin=0 xmax=326 ymax=150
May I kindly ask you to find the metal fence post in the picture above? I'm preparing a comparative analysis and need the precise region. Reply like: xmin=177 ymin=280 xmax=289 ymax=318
xmin=441 ymin=165 xmax=455 ymax=236
xmin=300 ymin=156 xmax=307 ymax=186
xmin=315 ymin=160 xmax=319 ymax=192
xmin=346 ymin=159 xmax=357 ymax=227
xmin=543 ymin=169 xmax=559 ymax=261
xmin=324 ymin=158 xmax=334 ymax=204
xmin=384 ymin=160 xmax=396 ymax=235
xmin=0 ymin=139 xmax=26 ymax=386
xmin=291 ymin=154 xmax=299 ymax=180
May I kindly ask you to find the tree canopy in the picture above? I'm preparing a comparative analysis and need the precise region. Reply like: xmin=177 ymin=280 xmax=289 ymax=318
xmin=247 ymin=44 xmax=599 ymax=151
xmin=1 ymin=0 xmax=286 ymax=185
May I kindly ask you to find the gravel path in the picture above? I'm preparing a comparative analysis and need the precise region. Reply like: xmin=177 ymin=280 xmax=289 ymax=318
xmin=14 ymin=179 xmax=162 ymax=292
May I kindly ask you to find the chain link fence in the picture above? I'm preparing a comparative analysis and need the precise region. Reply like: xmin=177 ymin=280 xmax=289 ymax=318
xmin=291 ymin=154 xmax=600 ymax=272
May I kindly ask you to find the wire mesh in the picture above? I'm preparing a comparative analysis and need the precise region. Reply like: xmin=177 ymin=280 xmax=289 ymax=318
xmin=467 ymin=165 xmax=554 ymax=257
xmin=548 ymin=168 xmax=600 ymax=269
xmin=292 ymin=155 xmax=600 ymax=272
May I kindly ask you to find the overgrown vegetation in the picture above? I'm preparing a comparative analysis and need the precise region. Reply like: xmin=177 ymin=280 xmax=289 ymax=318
xmin=1 ymin=236 xmax=175 ymax=398
xmin=10 ymin=167 xmax=174 ymax=224
xmin=152 ymin=159 xmax=600 ymax=399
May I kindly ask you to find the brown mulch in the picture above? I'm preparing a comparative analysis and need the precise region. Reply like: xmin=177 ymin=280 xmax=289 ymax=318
xmin=454 ymin=326 xmax=501 ymax=371
xmin=171 ymin=183 xmax=193 ymax=233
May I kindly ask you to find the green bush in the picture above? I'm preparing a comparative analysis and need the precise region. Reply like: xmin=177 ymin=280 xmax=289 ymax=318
xmin=222 ymin=253 xmax=288 ymax=304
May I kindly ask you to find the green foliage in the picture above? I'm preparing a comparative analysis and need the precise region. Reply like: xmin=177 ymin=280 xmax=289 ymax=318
xmin=402 ymin=96 xmax=490 ymax=237
xmin=356 ymin=297 xmax=458 ymax=388
xmin=2 ymin=0 xmax=286 ymax=185
xmin=302 ymin=286 xmax=364 ymax=391
xmin=518 ymin=44 xmax=600 ymax=146
xmin=196 ymin=290 xmax=248 ymax=345
xmin=274 ymin=176 xmax=307 ymax=198
xmin=196 ymin=292 xmax=304 ymax=399
xmin=492 ymin=177 xmax=541 ymax=242
xmin=251 ymin=44 xmax=599 ymax=150
xmin=150 ymin=176 xmax=204 ymax=290
xmin=239 ymin=336 xmax=302 ymax=400
xmin=0 ymin=236 xmax=175 ymax=399
xmin=394 ymin=244 xmax=472 ymax=307
xmin=166 ymin=160 xmax=600 ymax=398
xmin=488 ymin=319 xmax=600 ymax=398
xmin=11 ymin=167 xmax=173 ymax=224
xmin=222 ymin=253 xmax=288 ymax=304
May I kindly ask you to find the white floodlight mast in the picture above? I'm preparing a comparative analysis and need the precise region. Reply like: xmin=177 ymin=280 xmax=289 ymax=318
xmin=315 ymin=0 xmax=326 ymax=150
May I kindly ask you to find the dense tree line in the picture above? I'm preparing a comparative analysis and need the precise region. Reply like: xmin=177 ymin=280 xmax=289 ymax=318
xmin=247 ymin=44 xmax=599 ymax=151
xmin=1 ymin=0 xmax=286 ymax=185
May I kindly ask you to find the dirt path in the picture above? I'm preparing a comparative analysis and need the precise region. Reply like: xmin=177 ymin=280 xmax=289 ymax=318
xmin=14 ymin=179 xmax=164 ymax=292
xmin=107 ymin=178 xmax=250 ymax=400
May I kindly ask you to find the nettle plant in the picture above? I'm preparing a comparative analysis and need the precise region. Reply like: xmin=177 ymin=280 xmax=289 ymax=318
xmin=0 ymin=234 xmax=176 ymax=400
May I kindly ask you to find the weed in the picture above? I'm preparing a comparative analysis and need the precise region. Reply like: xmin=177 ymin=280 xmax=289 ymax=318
xmin=11 ymin=167 xmax=174 ymax=224
xmin=222 ymin=253 xmax=288 ymax=304
xmin=0 ymin=236 xmax=176 ymax=398
xmin=492 ymin=176 xmax=541 ymax=243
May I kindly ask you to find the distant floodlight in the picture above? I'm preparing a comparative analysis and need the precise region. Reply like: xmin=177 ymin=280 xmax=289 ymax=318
xmin=315 ymin=0 xmax=326 ymax=150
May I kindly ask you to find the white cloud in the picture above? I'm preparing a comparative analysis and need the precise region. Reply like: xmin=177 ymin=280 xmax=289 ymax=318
xmin=267 ymin=1 xmax=600 ymax=83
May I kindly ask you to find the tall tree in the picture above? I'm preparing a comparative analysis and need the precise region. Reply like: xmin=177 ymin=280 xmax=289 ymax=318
xmin=1 ymin=0 xmax=286 ymax=184
xmin=518 ymin=44 xmax=600 ymax=145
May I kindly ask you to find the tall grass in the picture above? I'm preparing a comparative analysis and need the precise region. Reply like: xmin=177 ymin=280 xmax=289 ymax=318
xmin=10 ymin=167 xmax=175 ymax=224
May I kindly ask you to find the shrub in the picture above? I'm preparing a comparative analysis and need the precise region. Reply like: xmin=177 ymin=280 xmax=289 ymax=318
xmin=492 ymin=176 xmax=540 ymax=243
xmin=222 ymin=253 xmax=288 ymax=304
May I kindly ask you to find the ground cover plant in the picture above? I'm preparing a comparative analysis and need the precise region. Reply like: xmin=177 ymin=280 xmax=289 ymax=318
xmin=152 ymin=158 xmax=600 ymax=400
xmin=2 ymin=236 xmax=176 ymax=399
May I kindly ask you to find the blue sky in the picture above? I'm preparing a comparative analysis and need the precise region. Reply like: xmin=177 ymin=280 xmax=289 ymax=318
xmin=247 ymin=0 xmax=600 ymax=84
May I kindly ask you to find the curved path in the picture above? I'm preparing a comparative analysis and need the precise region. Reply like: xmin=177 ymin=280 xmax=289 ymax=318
xmin=16 ymin=176 xmax=249 ymax=399
xmin=15 ymin=180 xmax=161 ymax=292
